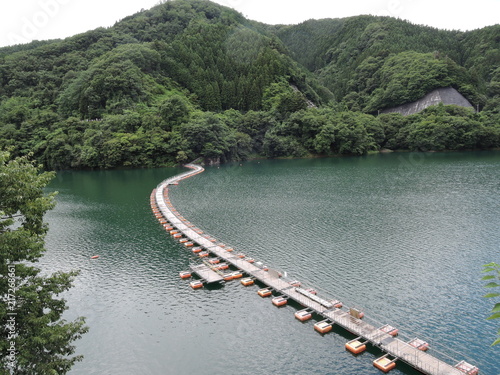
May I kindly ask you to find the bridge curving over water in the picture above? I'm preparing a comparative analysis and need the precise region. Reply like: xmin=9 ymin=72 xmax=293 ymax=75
xmin=150 ymin=163 xmax=478 ymax=375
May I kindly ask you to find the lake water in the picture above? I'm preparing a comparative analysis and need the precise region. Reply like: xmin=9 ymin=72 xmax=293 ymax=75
xmin=41 ymin=151 xmax=500 ymax=375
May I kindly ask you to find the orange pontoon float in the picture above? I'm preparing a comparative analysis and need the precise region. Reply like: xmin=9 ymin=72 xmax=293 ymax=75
xmin=455 ymin=360 xmax=479 ymax=375
xmin=272 ymin=296 xmax=288 ymax=307
xmin=373 ymin=354 xmax=397 ymax=373
xmin=257 ymin=288 xmax=272 ymax=297
xmin=331 ymin=299 xmax=343 ymax=308
xmin=379 ymin=324 xmax=398 ymax=337
xmin=408 ymin=338 xmax=429 ymax=351
xmin=240 ymin=278 xmax=254 ymax=286
xmin=314 ymin=320 xmax=332 ymax=334
xmin=345 ymin=337 xmax=367 ymax=354
xmin=189 ymin=280 xmax=203 ymax=289
xmin=294 ymin=309 xmax=312 ymax=322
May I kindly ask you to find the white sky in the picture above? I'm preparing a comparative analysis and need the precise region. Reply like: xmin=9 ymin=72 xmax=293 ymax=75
xmin=0 ymin=0 xmax=499 ymax=48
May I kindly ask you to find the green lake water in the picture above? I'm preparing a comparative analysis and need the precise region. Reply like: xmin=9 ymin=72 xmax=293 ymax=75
xmin=41 ymin=151 xmax=500 ymax=375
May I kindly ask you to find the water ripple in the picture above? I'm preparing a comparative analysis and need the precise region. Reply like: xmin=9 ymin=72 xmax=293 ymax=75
xmin=40 ymin=152 xmax=500 ymax=375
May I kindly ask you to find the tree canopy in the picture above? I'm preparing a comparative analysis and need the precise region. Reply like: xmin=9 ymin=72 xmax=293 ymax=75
xmin=0 ymin=151 xmax=88 ymax=374
xmin=0 ymin=0 xmax=499 ymax=169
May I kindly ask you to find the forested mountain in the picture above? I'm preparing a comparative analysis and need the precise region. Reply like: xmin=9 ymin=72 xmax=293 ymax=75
xmin=0 ymin=0 xmax=499 ymax=170
xmin=273 ymin=17 xmax=499 ymax=111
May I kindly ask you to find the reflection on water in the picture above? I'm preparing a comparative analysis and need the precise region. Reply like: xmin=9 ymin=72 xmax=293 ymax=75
xmin=41 ymin=151 xmax=500 ymax=375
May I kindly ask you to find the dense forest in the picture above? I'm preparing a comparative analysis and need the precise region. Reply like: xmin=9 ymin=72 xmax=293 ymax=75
xmin=0 ymin=0 xmax=499 ymax=169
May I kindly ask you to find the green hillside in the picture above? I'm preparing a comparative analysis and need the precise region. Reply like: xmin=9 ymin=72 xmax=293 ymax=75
xmin=0 ymin=0 xmax=498 ymax=169
xmin=273 ymin=16 xmax=499 ymax=111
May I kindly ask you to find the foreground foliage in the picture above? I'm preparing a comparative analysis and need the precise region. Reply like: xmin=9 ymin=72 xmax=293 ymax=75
xmin=0 ymin=151 xmax=88 ymax=374
xmin=483 ymin=262 xmax=500 ymax=346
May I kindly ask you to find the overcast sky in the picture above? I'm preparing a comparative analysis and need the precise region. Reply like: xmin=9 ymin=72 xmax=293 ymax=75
xmin=1 ymin=0 xmax=499 ymax=48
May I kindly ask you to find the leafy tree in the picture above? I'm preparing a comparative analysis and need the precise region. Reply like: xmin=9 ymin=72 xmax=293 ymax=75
xmin=180 ymin=113 xmax=235 ymax=162
xmin=283 ymin=108 xmax=329 ymax=150
xmin=235 ymin=111 xmax=277 ymax=154
xmin=262 ymin=79 xmax=308 ymax=117
xmin=314 ymin=124 xmax=336 ymax=154
xmin=0 ymin=150 xmax=88 ymax=374
xmin=405 ymin=104 xmax=484 ymax=151
xmin=313 ymin=112 xmax=378 ymax=155
xmin=334 ymin=115 xmax=375 ymax=155
xmin=159 ymin=95 xmax=190 ymax=130
xmin=482 ymin=262 xmax=500 ymax=346
xmin=262 ymin=130 xmax=306 ymax=158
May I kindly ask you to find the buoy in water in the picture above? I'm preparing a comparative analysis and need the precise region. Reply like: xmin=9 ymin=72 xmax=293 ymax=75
xmin=190 ymin=280 xmax=203 ymax=289
xmin=258 ymin=288 xmax=272 ymax=297
xmin=90 ymin=255 xmax=99 ymax=259
xmin=241 ymin=278 xmax=254 ymax=286
xmin=295 ymin=309 xmax=312 ymax=322
xmin=346 ymin=338 xmax=367 ymax=354
xmin=272 ymin=296 xmax=288 ymax=307
xmin=314 ymin=321 xmax=332 ymax=334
